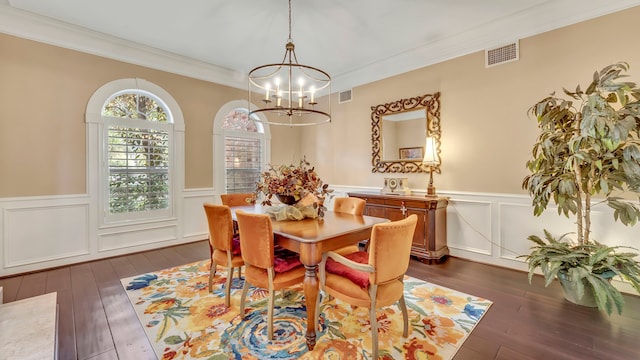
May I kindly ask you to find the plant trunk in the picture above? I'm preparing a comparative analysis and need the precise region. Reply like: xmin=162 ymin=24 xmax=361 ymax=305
xmin=573 ymin=152 xmax=585 ymax=246
xmin=584 ymin=190 xmax=591 ymax=244
xmin=572 ymin=112 xmax=588 ymax=246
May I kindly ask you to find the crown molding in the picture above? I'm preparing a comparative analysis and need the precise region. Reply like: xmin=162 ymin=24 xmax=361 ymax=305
xmin=2 ymin=1 xmax=640 ymax=93
xmin=332 ymin=0 xmax=640 ymax=91
xmin=0 ymin=4 xmax=247 ymax=90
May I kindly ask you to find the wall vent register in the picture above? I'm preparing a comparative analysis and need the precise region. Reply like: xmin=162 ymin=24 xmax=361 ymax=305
xmin=485 ymin=41 xmax=519 ymax=67
xmin=339 ymin=89 xmax=353 ymax=103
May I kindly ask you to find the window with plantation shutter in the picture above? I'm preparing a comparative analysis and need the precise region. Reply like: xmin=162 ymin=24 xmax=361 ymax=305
xmin=102 ymin=91 xmax=173 ymax=220
xmin=225 ymin=136 xmax=261 ymax=193
xmin=221 ymin=109 xmax=264 ymax=194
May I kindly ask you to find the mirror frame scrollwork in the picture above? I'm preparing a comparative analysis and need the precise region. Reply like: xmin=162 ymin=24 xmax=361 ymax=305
xmin=371 ymin=92 xmax=441 ymax=173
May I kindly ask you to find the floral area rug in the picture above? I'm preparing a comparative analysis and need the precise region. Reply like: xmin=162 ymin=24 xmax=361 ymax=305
xmin=121 ymin=260 xmax=492 ymax=360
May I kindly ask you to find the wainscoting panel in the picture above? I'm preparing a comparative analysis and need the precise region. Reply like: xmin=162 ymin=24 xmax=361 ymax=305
xmin=0 ymin=189 xmax=216 ymax=277
xmin=499 ymin=202 xmax=540 ymax=261
xmin=98 ymin=224 xmax=177 ymax=252
xmin=443 ymin=192 xmax=540 ymax=271
xmin=3 ymin=201 xmax=89 ymax=268
xmin=182 ymin=188 xmax=215 ymax=240
xmin=446 ymin=199 xmax=492 ymax=256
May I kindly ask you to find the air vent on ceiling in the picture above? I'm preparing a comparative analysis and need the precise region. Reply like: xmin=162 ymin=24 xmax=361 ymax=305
xmin=339 ymin=89 xmax=352 ymax=104
xmin=485 ymin=41 xmax=519 ymax=68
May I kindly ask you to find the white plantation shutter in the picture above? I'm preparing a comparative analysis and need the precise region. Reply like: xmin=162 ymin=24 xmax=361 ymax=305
xmin=221 ymin=108 xmax=265 ymax=194
xmin=225 ymin=136 xmax=261 ymax=193
xmin=108 ymin=124 xmax=170 ymax=213
xmin=101 ymin=91 xmax=174 ymax=220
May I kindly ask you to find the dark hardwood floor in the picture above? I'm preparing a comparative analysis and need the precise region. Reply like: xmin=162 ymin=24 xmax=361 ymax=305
xmin=1 ymin=240 xmax=638 ymax=359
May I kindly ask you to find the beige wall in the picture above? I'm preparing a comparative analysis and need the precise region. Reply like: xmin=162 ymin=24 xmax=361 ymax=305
xmin=0 ymin=33 xmax=247 ymax=197
xmin=300 ymin=6 xmax=640 ymax=195
xmin=2 ymin=6 xmax=640 ymax=198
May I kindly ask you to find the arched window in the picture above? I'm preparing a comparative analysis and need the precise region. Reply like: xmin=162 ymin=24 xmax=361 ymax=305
xmin=87 ymin=79 xmax=184 ymax=225
xmin=102 ymin=91 xmax=172 ymax=216
xmin=214 ymin=101 xmax=270 ymax=195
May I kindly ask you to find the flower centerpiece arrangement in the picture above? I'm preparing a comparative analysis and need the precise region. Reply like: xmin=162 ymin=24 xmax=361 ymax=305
xmin=253 ymin=157 xmax=333 ymax=217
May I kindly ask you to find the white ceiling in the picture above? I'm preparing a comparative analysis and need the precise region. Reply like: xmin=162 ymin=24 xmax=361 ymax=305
xmin=3 ymin=0 xmax=640 ymax=91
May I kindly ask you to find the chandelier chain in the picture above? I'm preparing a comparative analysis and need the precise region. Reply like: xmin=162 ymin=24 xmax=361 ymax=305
xmin=288 ymin=0 xmax=292 ymax=40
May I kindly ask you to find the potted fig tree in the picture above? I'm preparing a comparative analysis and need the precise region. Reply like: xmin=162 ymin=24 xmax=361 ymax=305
xmin=521 ymin=62 xmax=640 ymax=315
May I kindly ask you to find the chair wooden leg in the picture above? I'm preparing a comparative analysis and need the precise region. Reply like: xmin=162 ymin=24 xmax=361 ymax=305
xmin=240 ymin=279 xmax=250 ymax=317
xmin=370 ymin=306 xmax=378 ymax=358
xmin=399 ymin=294 xmax=409 ymax=337
xmin=369 ymin=285 xmax=379 ymax=358
xmin=237 ymin=266 xmax=242 ymax=280
xmin=224 ymin=266 xmax=233 ymax=307
xmin=267 ymin=288 xmax=275 ymax=340
xmin=208 ymin=261 xmax=217 ymax=293
xmin=267 ymin=268 xmax=276 ymax=340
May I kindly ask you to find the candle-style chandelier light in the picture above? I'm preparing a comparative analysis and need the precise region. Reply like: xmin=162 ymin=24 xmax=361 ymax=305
xmin=248 ymin=0 xmax=331 ymax=126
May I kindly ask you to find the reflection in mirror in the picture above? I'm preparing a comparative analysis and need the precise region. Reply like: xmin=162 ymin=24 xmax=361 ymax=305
xmin=371 ymin=92 xmax=441 ymax=173
xmin=382 ymin=109 xmax=426 ymax=161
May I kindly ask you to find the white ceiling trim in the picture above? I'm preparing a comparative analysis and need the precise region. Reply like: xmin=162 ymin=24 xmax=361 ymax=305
xmin=0 ymin=4 xmax=244 ymax=89
xmin=334 ymin=0 xmax=640 ymax=91
xmin=2 ymin=1 xmax=640 ymax=92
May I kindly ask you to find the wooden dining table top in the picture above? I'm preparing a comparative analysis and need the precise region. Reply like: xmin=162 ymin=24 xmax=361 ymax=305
xmin=230 ymin=205 xmax=389 ymax=243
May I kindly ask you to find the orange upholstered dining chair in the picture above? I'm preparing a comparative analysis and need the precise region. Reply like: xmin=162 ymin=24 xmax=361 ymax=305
xmin=203 ymin=203 xmax=244 ymax=307
xmin=317 ymin=214 xmax=418 ymax=358
xmin=333 ymin=196 xmax=366 ymax=215
xmin=221 ymin=192 xmax=255 ymax=207
xmin=221 ymin=193 xmax=255 ymax=234
xmin=235 ymin=210 xmax=306 ymax=340
xmin=333 ymin=196 xmax=367 ymax=255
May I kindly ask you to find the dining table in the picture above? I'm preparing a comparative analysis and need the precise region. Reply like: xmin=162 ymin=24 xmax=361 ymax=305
xmin=230 ymin=204 xmax=389 ymax=351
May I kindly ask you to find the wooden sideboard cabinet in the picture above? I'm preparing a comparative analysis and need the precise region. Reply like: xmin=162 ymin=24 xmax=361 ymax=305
xmin=347 ymin=192 xmax=449 ymax=263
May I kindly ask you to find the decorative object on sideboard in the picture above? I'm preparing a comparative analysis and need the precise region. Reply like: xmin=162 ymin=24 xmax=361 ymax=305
xmin=381 ymin=177 xmax=411 ymax=195
xmin=247 ymin=0 xmax=331 ymax=126
xmin=422 ymin=136 xmax=440 ymax=197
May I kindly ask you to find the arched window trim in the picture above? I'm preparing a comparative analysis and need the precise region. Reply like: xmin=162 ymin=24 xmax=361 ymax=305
xmin=213 ymin=100 xmax=271 ymax=196
xmin=86 ymin=78 xmax=185 ymax=227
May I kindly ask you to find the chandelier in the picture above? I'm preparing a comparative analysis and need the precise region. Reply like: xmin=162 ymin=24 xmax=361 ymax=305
xmin=248 ymin=0 xmax=331 ymax=126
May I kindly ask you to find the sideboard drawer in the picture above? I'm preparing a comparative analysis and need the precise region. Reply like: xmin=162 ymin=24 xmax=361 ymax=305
xmin=361 ymin=197 xmax=385 ymax=205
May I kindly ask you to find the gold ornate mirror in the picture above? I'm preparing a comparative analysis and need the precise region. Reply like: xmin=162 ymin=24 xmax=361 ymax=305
xmin=371 ymin=92 xmax=441 ymax=173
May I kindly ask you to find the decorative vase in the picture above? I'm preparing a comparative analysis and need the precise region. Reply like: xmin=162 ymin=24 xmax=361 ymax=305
xmin=276 ymin=194 xmax=298 ymax=206
xmin=557 ymin=271 xmax=597 ymax=307
xmin=557 ymin=270 xmax=615 ymax=308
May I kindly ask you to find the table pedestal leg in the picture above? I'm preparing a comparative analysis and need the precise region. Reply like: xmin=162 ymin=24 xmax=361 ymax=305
xmin=303 ymin=264 xmax=318 ymax=351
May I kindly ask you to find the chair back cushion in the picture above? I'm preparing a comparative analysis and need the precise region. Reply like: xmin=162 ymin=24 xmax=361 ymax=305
xmin=333 ymin=197 xmax=366 ymax=216
xmin=203 ymin=203 xmax=234 ymax=252
xmin=326 ymin=251 xmax=370 ymax=288
xmin=221 ymin=193 xmax=255 ymax=207
xmin=236 ymin=210 xmax=274 ymax=269
xmin=369 ymin=214 xmax=418 ymax=285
